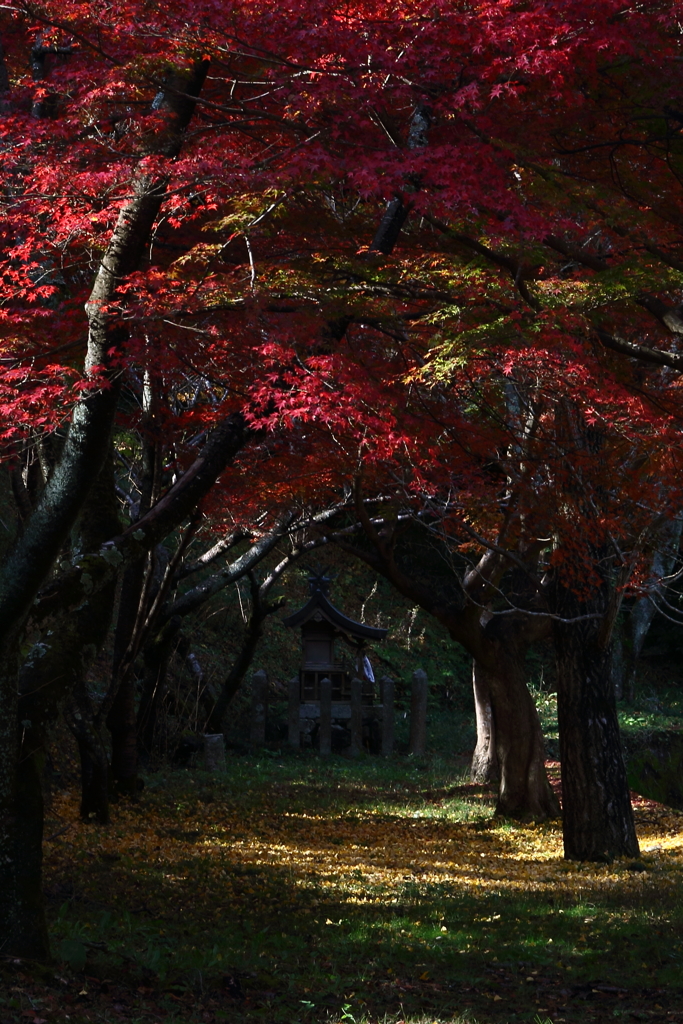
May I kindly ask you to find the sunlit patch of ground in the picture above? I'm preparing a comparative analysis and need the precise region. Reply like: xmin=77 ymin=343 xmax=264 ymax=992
xmin=19 ymin=758 xmax=683 ymax=1023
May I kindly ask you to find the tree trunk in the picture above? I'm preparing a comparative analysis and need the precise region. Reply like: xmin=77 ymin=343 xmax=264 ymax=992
xmin=12 ymin=723 xmax=50 ymax=960
xmin=470 ymin=659 xmax=500 ymax=783
xmin=138 ymin=616 xmax=182 ymax=761
xmin=66 ymin=670 xmax=113 ymax=824
xmin=610 ymin=615 xmax=626 ymax=701
xmin=107 ymin=562 xmax=146 ymax=795
xmin=206 ymin=578 xmax=274 ymax=734
xmin=107 ymin=674 xmax=140 ymax=796
xmin=337 ymin=497 xmax=558 ymax=821
xmin=65 ymin=455 xmax=121 ymax=823
xmin=625 ymin=519 xmax=682 ymax=702
xmin=625 ymin=596 xmax=657 ymax=703
xmin=76 ymin=735 xmax=111 ymax=824
xmin=482 ymin=644 xmax=559 ymax=821
xmin=0 ymin=654 xmax=50 ymax=962
xmin=554 ymin=596 xmax=639 ymax=861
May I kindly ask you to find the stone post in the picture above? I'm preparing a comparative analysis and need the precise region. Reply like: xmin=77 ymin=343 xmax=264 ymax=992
xmin=380 ymin=675 xmax=395 ymax=756
xmin=409 ymin=668 xmax=428 ymax=756
xmin=250 ymin=668 xmax=268 ymax=747
xmin=203 ymin=733 xmax=226 ymax=772
xmin=288 ymin=675 xmax=300 ymax=750
xmin=319 ymin=676 xmax=332 ymax=756
xmin=350 ymin=676 xmax=363 ymax=757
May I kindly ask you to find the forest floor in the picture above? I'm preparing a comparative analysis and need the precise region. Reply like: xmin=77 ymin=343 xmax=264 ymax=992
xmin=3 ymin=754 xmax=683 ymax=1024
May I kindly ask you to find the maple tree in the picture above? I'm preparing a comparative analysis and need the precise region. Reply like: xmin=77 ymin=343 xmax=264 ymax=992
xmin=1 ymin=0 xmax=683 ymax=960
xmin=296 ymin=3 xmax=683 ymax=863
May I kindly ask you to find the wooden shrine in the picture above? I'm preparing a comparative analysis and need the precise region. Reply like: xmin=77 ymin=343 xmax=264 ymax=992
xmin=283 ymin=570 xmax=387 ymax=701
xmin=282 ymin=571 xmax=391 ymax=753
xmin=231 ymin=574 xmax=429 ymax=759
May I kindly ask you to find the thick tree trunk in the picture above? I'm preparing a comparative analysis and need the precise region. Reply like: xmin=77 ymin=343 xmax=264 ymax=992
xmin=554 ymin=595 xmax=639 ymax=861
xmin=339 ymin=494 xmax=558 ymax=821
xmin=11 ymin=568 xmax=116 ymax=953
xmin=470 ymin=660 xmax=500 ymax=784
xmin=65 ymin=456 xmax=121 ymax=823
xmin=482 ymin=645 xmax=559 ymax=821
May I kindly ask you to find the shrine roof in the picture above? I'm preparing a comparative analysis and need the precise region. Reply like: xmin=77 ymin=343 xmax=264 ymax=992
xmin=283 ymin=587 xmax=387 ymax=641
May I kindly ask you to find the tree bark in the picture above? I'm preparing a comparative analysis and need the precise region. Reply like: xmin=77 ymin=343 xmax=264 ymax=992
xmin=11 ymin=721 xmax=49 ymax=959
xmin=137 ymin=616 xmax=182 ymax=761
xmin=479 ymin=641 xmax=558 ymax=820
xmin=63 ymin=452 xmax=121 ymax=823
xmin=470 ymin=660 xmax=500 ymax=784
xmin=67 ymin=664 xmax=113 ymax=824
xmin=554 ymin=590 xmax=639 ymax=861
xmin=74 ymin=728 xmax=111 ymax=824
xmin=107 ymin=562 xmax=147 ymax=795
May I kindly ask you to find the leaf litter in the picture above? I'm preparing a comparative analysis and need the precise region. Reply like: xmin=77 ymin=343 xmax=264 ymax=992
xmin=3 ymin=757 xmax=683 ymax=1024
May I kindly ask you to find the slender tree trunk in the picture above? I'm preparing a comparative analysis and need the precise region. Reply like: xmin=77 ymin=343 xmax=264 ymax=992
xmin=206 ymin=579 xmax=280 ymax=734
xmin=175 ymin=636 xmax=219 ymax=724
xmin=107 ymin=678 xmax=140 ymax=796
xmin=625 ymin=519 xmax=682 ymax=702
xmin=66 ymin=670 xmax=113 ymax=824
xmin=107 ymin=562 xmax=146 ymax=795
xmin=625 ymin=597 xmax=657 ymax=703
xmin=138 ymin=616 xmax=182 ymax=760
xmin=12 ymin=722 xmax=49 ymax=959
xmin=554 ymin=591 xmax=639 ymax=861
xmin=206 ymin=611 xmax=266 ymax=733
xmin=610 ymin=615 xmax=626 ymax=701
xmin=76 ymin=736 xmax=111 ymax=823
xmin=470 ymin=660 xmax=500 ymax=783
xmin=0 ymin=643 xmax=49 ymax=961
xmin=64 ymin=455 xmax=121 ymax=822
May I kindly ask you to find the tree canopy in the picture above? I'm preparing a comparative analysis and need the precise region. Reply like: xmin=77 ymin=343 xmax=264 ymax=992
xmin=3 ymin=0 xmax=683 ymax=959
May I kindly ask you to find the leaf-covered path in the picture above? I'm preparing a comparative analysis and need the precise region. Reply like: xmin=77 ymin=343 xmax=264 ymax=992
xmin=5 ymin=757 xmax=683 ymax=1023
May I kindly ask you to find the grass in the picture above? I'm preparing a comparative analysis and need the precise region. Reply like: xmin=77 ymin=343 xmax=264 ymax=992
xmin=532 ymin=682 xmax=683 ymax=754
xmin=3 ymin=751 xmax=682 ymax=1024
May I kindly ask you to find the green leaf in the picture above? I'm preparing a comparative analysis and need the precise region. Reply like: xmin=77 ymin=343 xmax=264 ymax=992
xmin=58 ymin=937 xmax=87 ymax=971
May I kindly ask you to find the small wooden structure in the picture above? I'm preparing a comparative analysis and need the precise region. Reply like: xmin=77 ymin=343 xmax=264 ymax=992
xmin=283 ymin=571 xmax=391 ymax=754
